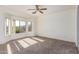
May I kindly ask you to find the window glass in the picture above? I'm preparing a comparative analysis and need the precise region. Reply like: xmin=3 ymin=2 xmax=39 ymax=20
xmin=6 ymin=18 xmax=10 ymax=35
xmin=15 ymin=20 xmax=26 ymax=33
xmin=20 ymin=21 xmax=26 ymax=32
xmin=15 ymin=20 xmax=20 ymax=33
xmin=28 ymin=22 xmax=32 ymax=32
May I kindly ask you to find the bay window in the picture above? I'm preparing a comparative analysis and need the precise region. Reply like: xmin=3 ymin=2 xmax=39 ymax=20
xmin=5 ymin=18 xmax=32 ymax=36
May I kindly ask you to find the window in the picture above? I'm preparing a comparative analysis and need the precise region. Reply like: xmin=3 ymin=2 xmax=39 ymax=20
xmin=12 ymin=20 xmax=15 ymax=34
xmin=20 ymin=21 xmax=26 ymax=33
xmin=6 ymin=18 xmax=10 ymax=35
xmin=15 ymin=20 xmax=26 ymax=33
xmin=15 ymin=20 xmax=20 ymax=33
xmin=28 ymin=22 xmax=32 ymax=32
xmin=5 ymin=18 xmax=32 ymax=36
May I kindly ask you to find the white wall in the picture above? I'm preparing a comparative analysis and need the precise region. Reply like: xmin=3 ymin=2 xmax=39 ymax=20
xmin=36 ymin=8 xmax=77 ymax=42
xmin=77 ymin=6 xmax=79 ymax=49
xmin=0 ymin=16 xmax=6 ymax=44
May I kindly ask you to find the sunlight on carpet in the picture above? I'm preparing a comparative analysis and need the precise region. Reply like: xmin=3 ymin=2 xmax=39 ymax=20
xmin=7 ymin=44 xmax=12 ymax=54
xmin=23 ymin=38 xmax=38 ymax=45
xmin=17 ymin=40 xmax=30 ymax=48
xmin=13 ymin=41 xmax=20 ymax=51
xmin=32 ymin=37 xmax=45 ymax=42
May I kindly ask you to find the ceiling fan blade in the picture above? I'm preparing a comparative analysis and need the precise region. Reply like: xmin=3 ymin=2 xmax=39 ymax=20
xmin=36 ymin=5 xmax=39 ymax=10
xmin=32 ymin=11 xmax=37 ymax=14
xmin=39 ymin=10 xmax=43 ymax=14
xmin=40 ymin=8 xmax=47 ymax=10
xmin=27 ymin=9 xmax=35 ymax=10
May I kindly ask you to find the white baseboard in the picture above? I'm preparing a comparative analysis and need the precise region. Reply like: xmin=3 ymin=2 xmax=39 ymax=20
xmin=36 ymin=33 xmax=75 ymax=43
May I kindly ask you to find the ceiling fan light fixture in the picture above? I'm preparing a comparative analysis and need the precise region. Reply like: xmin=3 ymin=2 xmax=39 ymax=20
xmin=27 ymin=5 xmax=47 ymax=14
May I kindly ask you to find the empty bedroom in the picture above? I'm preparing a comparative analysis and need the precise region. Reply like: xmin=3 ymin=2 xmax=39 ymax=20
xmin=0 ymin=5 xmax=78 ymax=54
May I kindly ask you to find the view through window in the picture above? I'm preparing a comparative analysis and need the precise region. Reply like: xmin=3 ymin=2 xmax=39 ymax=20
xmin=6 ymin=18 xmax=32 ymax=35
xmin=15 ymin=20 xmax=26 ymax=33
xmin=28 ymin=22 xmax=32 ymax=32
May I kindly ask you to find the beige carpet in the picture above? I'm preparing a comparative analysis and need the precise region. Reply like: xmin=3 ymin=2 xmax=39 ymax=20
xmin=0 ymin=36 xmax=78 ymax=54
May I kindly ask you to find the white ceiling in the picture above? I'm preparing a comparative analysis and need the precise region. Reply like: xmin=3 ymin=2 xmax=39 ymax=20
xmin=0 ymin=5 xmax=75 ymax=18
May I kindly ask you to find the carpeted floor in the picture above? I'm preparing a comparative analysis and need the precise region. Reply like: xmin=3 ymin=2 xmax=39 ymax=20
xmin=0 ymin=36 xmax=78 ymax=54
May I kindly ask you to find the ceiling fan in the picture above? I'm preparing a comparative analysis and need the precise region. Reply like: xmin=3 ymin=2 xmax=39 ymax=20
xmin=27 ymin=5 xmax=47 ymax=14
